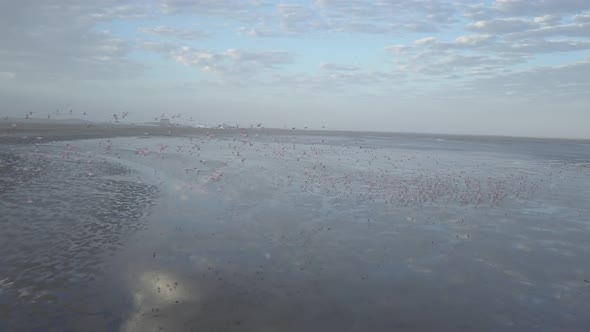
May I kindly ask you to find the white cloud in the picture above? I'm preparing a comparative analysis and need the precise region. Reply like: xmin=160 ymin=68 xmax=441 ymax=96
xmin=509 ymin=22 xmax=590 ymax=39
xmin=466 ymin=0 xmax=590 ymax=19
xmin=453 ymin=34 xmax=496 ymax=47
xmin=278 ymin=4 xmax=327 ymax=34
xmin=265 ymin=66 xmax=401 ymax=95
xmin=414 ymin=37 xmax=437 ymax=46
xmin=228 ymin=0 xmax=464 ymax=38
xmin=0 ymin=1 xmax=149 ymax=79
xmin=0 ymin=72 xmax=16 ymax=80
xmin=533 ymin=14 xmax=561 ymax=26
xmin=147 ymin=44 xmax=295 ymax=81
xmin=160 ymin=0 xmax=271 ymax=22
xmin=378 ymin=0 xmax=590 ymax=94
xmin=506 ymin=39 xmax=590 ymax=53
xmin=384 ymin=45 xmax=407 ymax=54
xmin=466 ymin=57 xmax=590 ymax=100
xmin=573 ymin=12 xmax=590 ymax=23
xmin=172 ymin=48 xmax=220 ymax=68
xmin=467 ymin=18 xmax=538 ymax=33
xmin=141 ymin=41 xmax=178 ymax=54
xmin=320 ymin=63 xmax=361 ymax=72
xmin=223 ymin=49 xmax=293 ymax=65
xmin=4 ymin=0 xmax=586 ymax=90
xmin=494 ymin=0 xmax=590 ymax=16
xmin=141 ymin=25 xmax=209 ymax=40
xmin=237 ymin=27 xmax=280 ymax=38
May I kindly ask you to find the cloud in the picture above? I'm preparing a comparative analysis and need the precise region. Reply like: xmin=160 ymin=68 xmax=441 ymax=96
xmin=384 ymin=44 xmax=410 ymax=55
xmin=388 ymin=35 xmax=525 ymax=80
xmin=506 ymin=39 xmax=590 ymax=53
xmin=387 ymin=36 xmax=589 ymax=83
xmin=160 ymin=0 xmax=272 ymax=22
xmin=452 ymin=34 xmax=496 ymax=47
xmin=156 ymin=0 xmax=584 ymax=41
xmin=314 ymin=62 xmax=393 ymax=88
xmin=314 ymin=0 xmax=457 ymax=24
xmin=534 ymin=14 xmax=562 ymax=26
xmin=494 ymin=0 xmax=590 ymax=16
xmin=312 ymin=0 xmax=458 ymax=34
xmin=381 ymin=0 xmax=590 ymax=89
xmin=466 ymin=57 xmax=590 ymax=100
xmin=146 ymin=44 xmax=295 ymax=82
xmin=465 ymin=0 xmax=590 ymax=19
xmin=277 ymin=4 xmax=327 ymax=34
xmin=320 ymin=63 xmax=361 ymax=72
xmin=141 ymin=25 xmax=209 ymax=40
xmin=0 ymin=72 xmax=15 ymax=80
xmin=264 ymin=69 xmax=400 ymax=95
xmin=217 ymin=0 xmax=590 ymax=97
xmin=0 ymin=1 xmax=149 ymax=79
xmin=230 ymin=0 xmax=463 ymax=38
xmin=509 ymin=22 xmax=590 ymax=39
xmin=464 ymin=3 xmax=590 ymax=44
xmin=466 ymin=18 xmax=539 ymax=34
xmin=223 ymin=49 xmax=294 ymax=66
xmin=141 ymin=41 xmax=179 ymax=54
xmin=237 ymin=27 xmax=281 ymax=38
xmin=172 ymin=48 xmax=220 ymax=68
xmin=395 ymin=51 xmax=521 ymax=79
xmin=144 ymin=40 xmax=399 ymax=93
xmin=573 ymin=12 xmax=590 ymax=23
xmin=414 ymin=37 xmax=437 ymax=46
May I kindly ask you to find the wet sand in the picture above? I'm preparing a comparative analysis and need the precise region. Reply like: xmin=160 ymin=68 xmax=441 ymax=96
xmin=1 ymin=124 xmax=590 ymax=331
xmin=0 ymin=120 xmax=219 ymax=144
xmin=0 ymin=120 xmax=369 ymax=144
xmin=3 ymin=119 xmax=587 ymax=145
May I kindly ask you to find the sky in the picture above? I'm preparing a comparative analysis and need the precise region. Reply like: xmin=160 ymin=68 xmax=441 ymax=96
xmin=0 ymin=0 xmax=589 ymax=138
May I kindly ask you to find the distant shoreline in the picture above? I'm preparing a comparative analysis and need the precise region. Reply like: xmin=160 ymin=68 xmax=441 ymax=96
xmin=1 ymin=119 xmax=588 ymax=144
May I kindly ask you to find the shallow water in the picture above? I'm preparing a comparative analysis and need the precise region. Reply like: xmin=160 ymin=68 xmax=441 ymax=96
xmin=1 ymin=133 xmax=589 ymax=331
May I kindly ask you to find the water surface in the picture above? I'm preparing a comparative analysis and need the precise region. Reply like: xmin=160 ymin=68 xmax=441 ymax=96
xmin=1 ymin=132 xmax=589 ymax=331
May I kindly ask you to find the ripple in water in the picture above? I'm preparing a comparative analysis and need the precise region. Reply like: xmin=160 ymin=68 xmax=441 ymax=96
xmin=0 ymin=147 xmax=158 ymax=331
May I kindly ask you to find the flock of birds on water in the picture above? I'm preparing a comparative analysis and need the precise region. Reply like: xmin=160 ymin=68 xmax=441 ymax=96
xmin=1 ymin=108 xmax=540 ymax=211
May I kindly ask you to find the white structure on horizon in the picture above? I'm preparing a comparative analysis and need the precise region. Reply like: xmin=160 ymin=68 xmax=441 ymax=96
xmin=159 ymin=118 xmax=170 ymax=127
